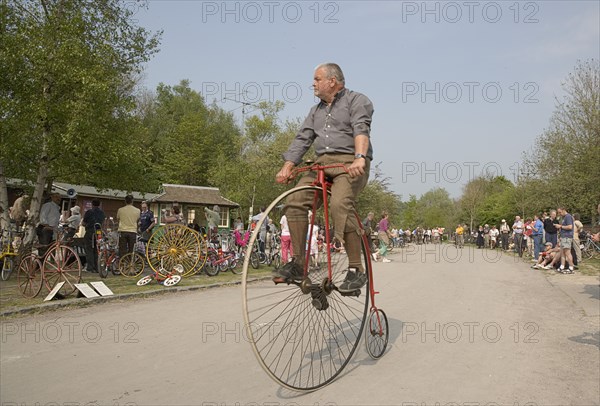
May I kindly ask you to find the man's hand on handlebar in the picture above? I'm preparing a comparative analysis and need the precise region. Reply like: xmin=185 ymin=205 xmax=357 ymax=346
xmin=348 ymin=157 xmax=366 ymax=178
xmin=276 ymin=161 xmax=296 ymax=184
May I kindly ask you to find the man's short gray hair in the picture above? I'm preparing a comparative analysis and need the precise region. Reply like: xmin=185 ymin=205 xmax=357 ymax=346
xmin=315 ymin=63 xmax=345 ymax=85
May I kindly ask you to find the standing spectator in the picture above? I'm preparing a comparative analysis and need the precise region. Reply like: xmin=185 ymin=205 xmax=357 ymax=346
xmin=252 ymin=207 xmax=268 ymax=255
xmin=524 ymin=218 xmax=534 ymax=258
xmin=490 ymin=225 xmax=499 ymax=249
xmin=138 ymin=201 xmax=155 ymax=241
xmin=82 ymin=199 xmax=105 ymax=273
xmin=376 ymin=212 xmax=392 ymax=262
xmin=483 ymin=224 xmax=491 ymax=248
xmin=362 ymin=212 xmax=378 ymax=260
xmin=432 ymin=227 xmax=440 ymax=244
xmin=117 ymin=194 xmax=140 ymax=258
xmin=455 ymin=224 xmax=464 ymax=248
xmin=532 ymin=213 xmax=544 ymax=261
xmin=544 ymin=210 xmax=559 ymax=248
xmin=476 ymin=226 xmax=484 ymax=248
xmin=280 ymin=214 xmax=293 ymax=263
xmin=554 ymin=206 xmax=575 ymax=273
xmin=499 ymin=219 xmax=510 ymax=250
xmin=233 ymin=216 xmax=244 ymax=231
xmin=572 ymin=213 xmax=584 ymax=264
xmin=37 ymin=192 xmax=62 ymax=251
xmin=512 ymin=216 xmax=524 ymax=257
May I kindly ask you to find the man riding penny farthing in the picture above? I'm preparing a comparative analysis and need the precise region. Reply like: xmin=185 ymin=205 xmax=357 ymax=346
xmin=242 ymin=63 xmax=389 ymax=391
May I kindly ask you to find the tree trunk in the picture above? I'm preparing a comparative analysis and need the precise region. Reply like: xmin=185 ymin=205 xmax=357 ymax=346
xmin=22 ymin=81 xmax=52 ymax=252
xmin=0 ymin=160 xmax=10 ymax=232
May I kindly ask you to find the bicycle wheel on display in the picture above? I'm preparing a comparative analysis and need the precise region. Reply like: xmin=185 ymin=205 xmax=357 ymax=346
xmin=110 ymin=257 xmax=120 ymax=275
xmin=365 ymin=308 xmax=389 ymax=359
xmin=146 ymin=225 xmax=204 ymax=277
xmin=228 ymin=255 xmax=241 ymax=274
xmin=270 ymin=253 xmax=281 ymax=269
xmin=17 ymin=254 xmax=43 ymax=298
xmin=137 ymin=275 xmax=153 ymax=286
xmin=204 ymin=250 xmax=220 ymax=276
xmin=250 ymin=251 xmax=260 ymax=269
xmin=98 ymin=249 xmax=109 ymax=278
xmin=42 ymin=245 xmax=82 ymax=297
xmin=119 ymin=252 xmax=145 ymax=277
xmin=582 ymin=243 xmax=595 ymax=259
xmin=2 ymin=255 xmax=15 ymax=281
xmin=242 ymin=185 xmax=370 ymax=391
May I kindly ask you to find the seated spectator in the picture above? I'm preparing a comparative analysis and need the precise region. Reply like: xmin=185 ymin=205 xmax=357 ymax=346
xmin=531 ymin=242 xmax=556 ymax=269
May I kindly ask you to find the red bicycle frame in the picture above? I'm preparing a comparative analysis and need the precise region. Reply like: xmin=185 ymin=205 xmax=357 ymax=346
xmin=292 ymin=163 xmax=381 ymax=314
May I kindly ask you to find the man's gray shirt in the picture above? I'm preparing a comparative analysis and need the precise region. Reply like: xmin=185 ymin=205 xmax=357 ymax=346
xmin=283 ymin=88 xmax=374 ymax=165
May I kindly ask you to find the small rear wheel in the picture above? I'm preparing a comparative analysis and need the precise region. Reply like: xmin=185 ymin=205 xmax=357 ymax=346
xmin=365 ymin=308 xmax=389 ymax=359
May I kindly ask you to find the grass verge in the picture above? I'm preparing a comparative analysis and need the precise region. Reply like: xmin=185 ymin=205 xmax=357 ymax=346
xmin=0 ymin=266 xmax=273 ymax=316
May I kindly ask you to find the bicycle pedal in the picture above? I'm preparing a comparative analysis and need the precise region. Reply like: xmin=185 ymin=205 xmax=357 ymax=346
xmin=310 ymin=286 xmax=329 ymax=311
xmin=339 ymin=289 xmax=361 ymax=297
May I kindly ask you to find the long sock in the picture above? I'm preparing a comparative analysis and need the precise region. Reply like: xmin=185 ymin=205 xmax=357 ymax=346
xmin=288 ymin=220 xmax=308 ymax=266
xmin=344 ymin=230 xmax=364 ymax=273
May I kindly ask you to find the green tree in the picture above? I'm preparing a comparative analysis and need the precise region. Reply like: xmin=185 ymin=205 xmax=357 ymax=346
xmin=0 ymin=0 xmax=161 ymax=241
xmin=417 ymin=187 xmax=455 ymax=229
xmin=522 ymin=59 xmax=600 ymax=221
xmin=139 ymin=81 xmax=242 ymax=186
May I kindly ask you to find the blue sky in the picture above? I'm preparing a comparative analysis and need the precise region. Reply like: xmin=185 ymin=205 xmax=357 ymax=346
xmin=133 ymin=0 xmax=599 ymax=199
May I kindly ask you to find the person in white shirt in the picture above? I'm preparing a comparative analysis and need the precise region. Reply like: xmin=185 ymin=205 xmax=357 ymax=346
xmin=37 ymin=192 xmax=62 ymax=249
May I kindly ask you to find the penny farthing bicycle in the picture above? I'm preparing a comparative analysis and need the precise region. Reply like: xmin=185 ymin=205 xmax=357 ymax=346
xmin=242 ymin=163 xmax=389 ymax=391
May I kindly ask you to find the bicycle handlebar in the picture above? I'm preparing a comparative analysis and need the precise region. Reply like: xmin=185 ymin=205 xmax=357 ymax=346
xmin=290 ymin=162 xmax=349 ymax=179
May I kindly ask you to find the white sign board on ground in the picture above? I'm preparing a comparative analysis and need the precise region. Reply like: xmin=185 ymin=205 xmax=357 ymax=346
xmin=43 ymin=282 xmax=65 ymax=301
xmin=75 ymin=283 xmax=100 ymax=298
xmin=89 ymin=281 xmax=114 ymax=296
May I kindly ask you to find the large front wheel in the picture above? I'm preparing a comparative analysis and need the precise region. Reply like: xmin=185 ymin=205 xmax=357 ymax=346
xmin=242 ymin=185 xmax=370 ymax=391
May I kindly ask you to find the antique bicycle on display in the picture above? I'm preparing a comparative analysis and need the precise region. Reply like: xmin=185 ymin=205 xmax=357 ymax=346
xmin=17 ymin=226 xmax=82 ymax=298
xmin=241 ymin=162 xmax=389 ymax=391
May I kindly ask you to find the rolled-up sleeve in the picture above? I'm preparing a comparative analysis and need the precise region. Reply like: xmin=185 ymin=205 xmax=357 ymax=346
xmin=350 ymin=94 xmax=373 ymax=138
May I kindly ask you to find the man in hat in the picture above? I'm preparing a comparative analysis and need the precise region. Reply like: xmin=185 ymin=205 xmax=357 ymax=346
xmin=499 ymin=219 xmax=510 ymax=250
